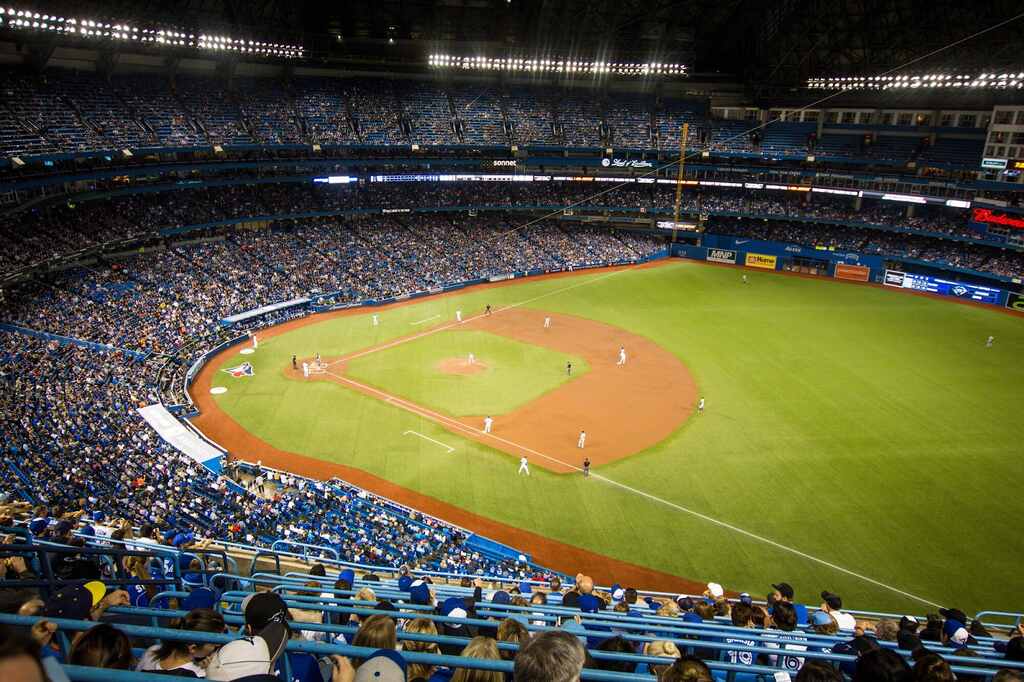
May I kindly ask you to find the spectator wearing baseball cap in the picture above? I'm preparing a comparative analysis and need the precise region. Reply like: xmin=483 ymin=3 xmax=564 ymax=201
xmin=820 ymin=591 xmax=856 ymax=630
xmin=939 ymin=608 xmax=979 ymax=648
xmin=771 ymin=582 xmax=809 ymax=626
xmin=204 ymin=592 xmax=291 ymax=682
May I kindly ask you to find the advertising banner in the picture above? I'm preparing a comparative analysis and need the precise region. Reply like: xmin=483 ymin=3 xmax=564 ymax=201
xmin=884 ymin=269 xmax=1002 ymax=305
xmin=745 ymin=253 xmax=777 ymax=270
xmin=706 ymin=248 xmax=737 ymax=264
xmin=1006 ymin=292 xmax=1024 ymax=313
xmin=883 ymin=269 xmax=906 ymax=287
xmin=834 ymin=263 xmax=871 ymax=282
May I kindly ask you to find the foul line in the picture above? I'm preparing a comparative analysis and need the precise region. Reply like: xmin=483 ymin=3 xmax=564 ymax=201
xmin=328 ymin=366 xmax=943 ymax=608
xmin=403 ymin=430 xmax=455 ymax=453
xmin=410 ymin=314 xmax=441 ymax=326
xmin=326 ymin=268 xmax=627 ymax=367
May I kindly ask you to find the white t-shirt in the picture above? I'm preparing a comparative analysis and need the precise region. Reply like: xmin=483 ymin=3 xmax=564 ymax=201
xmin=136 ymin=645 xmax=206 ymax=677
xmin=520 ymin=457 xmax=528 ymax=466
xmin=831 ymin=610 xmax=857 ymax=630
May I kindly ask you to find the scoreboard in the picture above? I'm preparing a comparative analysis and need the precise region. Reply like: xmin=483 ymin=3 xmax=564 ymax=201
xmin=883 ymin=270 xmax=1003 ymax=305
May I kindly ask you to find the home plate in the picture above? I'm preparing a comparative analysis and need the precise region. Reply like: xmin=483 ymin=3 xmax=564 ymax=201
xmin=240 ymin=348 xmax=255 ymax=355
xmin=210 ymin=387 xmax=228 ymax=395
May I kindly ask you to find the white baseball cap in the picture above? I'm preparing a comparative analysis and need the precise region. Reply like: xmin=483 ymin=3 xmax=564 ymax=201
xmin=205 ymin=622 xmax=288 ymax=681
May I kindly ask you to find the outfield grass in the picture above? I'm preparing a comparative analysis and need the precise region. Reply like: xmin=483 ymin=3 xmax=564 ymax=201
xmin=345 ymin=329 xmax=587 ymax=416
xmin=209 ymin=262 xmax=1024 ymax=614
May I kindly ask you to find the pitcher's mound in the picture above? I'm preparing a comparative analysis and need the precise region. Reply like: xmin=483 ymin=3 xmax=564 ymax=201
xmin=437 ymin=358 xmax=488 ymax=375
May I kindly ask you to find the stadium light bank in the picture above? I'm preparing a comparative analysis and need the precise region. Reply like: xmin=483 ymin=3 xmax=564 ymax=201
xmin=807 ymin=72 xmax=1024 ymax=90
xmin=0 ymin=6 xmax=305 ymax=58
xmin=428 ymin=53 xmax=687 ymax=77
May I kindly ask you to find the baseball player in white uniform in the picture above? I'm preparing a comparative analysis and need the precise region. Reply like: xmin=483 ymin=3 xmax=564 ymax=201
xmin=544 ymin=316 xmax=551 ymax=329
xmin=577 ymin=430 xmax=586 ymax=448
xmin=698 ymin=397 xmax=705 ymax=414
xmin=518 ymin=456 xmax=529 ymax=475
xmin=456 ymin=310 xmax=462 ymax=323
xmin=483 ymin=416 xmax=493 ymax=433
xmin=302 ymin=362 xmax=309 ymax=378
xmin=251 ymin=333 xmax=258 ymax=349
xmin=986 ymin=335 xmax=994 ymax=347
xmin=372 ymin=314 xmax=379 ymax=326
xmin=617 ymin=346 xmax=626 ymax=365
xmin=468 ymin=352 xmax=475 ymax=365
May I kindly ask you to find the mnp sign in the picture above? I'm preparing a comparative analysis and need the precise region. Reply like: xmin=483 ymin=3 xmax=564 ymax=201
xmin=1007 ymin=292 xmax=1024 ymax=313
xmin=707 ymin=248 xmax=737 ymax=264
xmin=745 ymin=253 xmax=777 ymax=270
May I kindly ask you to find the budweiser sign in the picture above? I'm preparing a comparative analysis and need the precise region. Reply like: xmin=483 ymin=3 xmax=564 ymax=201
xmin=972 ymin=207 xmax=1024 ymax=230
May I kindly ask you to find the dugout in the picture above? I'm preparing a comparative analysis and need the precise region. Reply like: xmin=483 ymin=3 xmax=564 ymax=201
xmin=780 ymin=254 xmax=829 ymax=277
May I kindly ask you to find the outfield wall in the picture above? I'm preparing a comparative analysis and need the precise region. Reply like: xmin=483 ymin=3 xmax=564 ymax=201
xmin=672 ymin=240 xmax=1016 ymax=309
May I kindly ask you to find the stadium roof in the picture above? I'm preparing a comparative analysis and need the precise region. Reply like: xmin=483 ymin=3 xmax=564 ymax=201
xmin=9 ymin=0 xmax=1024 ymax=89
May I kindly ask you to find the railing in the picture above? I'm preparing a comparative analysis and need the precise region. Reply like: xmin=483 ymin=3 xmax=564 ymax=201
xmin=0 ymin=542 xmax=181 ymax=599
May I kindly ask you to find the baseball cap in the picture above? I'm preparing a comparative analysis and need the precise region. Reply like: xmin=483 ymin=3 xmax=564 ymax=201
xmin=899 ymin=616 xmax=919 ymax=632
xmin=354 ymin=649 xmax=406 ymax=682
xmin=943 ymin=619 xmax=969 ymax=646
xmin=820 ymin=591 xmax=842 ymax=610
xmin=441 ymin=597 xmax=468 ymax=627
xmin=939 ymin=607 xmax=968 ymax=624
xmin=242 ymin=592 xmax=289 ymax=629
xmin=739 ymin=593 xmax=753 ymax=606
xmin=706 ymin=582 xmax=724 ymax=599
xmin=772 ymin=583 xmax=795 ymax=600
xmin=45 ymin=581 xmax=107 ymax=620
xmin=205 ymin=621 xmax=288 ymax=681
xmin=338 ymin=569 xmax=355 ymax=587
xmin=408 ymin=580 xmax=431 ymax=605
xmin=490 ymin=590 xmax=510 ymax=605
xmin=811 ymin=610 xmax=834 ymax=627
xmin=183 ymin=587 xmax=220 ymax=611
xmin=28 ymin=518 xmax=49 ymax=535
xmin=518 ymin=581 xmax=532 ymax=594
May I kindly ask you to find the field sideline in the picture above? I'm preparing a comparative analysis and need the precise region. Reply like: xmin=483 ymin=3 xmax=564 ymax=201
xmin=195 ymin=260 xmax=1024 ymax=614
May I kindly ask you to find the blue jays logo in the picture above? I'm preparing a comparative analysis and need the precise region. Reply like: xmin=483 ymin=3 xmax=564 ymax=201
xmin=952 ymin=285 xmax=968 ymax=297
xmin=222 ymin=362 xmax=254 ymax=378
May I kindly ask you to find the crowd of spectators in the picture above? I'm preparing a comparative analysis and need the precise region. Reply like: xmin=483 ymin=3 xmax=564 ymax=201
xmin=0 ymin=332 xmax=537 ymax=580
xmin=0 ymin=67 xmax=987 ymax=167
xmin=0 ymin=183 xmax=978 ymax=269
xmin=708 ymin=217 xmax=1023 ymax=277
xmin=3 ymin=210 xmax=664 ymax=354
xmin=1 ymin=543 xmax=1022 ymax=682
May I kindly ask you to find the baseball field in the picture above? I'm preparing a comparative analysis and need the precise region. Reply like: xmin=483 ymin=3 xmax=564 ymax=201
xmin=192 ymin=260 xmax=1024 ymax=615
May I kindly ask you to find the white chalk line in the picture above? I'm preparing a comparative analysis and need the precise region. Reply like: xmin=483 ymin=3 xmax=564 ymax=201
xmin=403 ymin=430 xmax=455 ymax=453
xmin=410 ymin=314 xmax=441 ymax=325
xmin=326 ymin=269 xmax=627 ymax=368
xmin=327 ymin=363 xmax=943 ymax=608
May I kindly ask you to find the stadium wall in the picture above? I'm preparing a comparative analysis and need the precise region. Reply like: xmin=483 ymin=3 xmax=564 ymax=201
xmin=672 ymin=240 xmax=1014 ymax=308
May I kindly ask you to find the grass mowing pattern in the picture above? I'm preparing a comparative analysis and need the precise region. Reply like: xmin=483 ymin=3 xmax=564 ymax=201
xmin=210 ymin=262 xmax=1024 ymax=613
xmin=345 ymin=329 xmax=587 ymax=416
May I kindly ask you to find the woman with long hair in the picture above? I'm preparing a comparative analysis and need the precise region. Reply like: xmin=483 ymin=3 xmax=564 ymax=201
xmin=70 ymin=623 xmax=133 ymax=670
xmin=450 ymin=636 xmax=504 ymax=682
xmin=136 ymin=608 xmax=227 ymax=675
xmin=402 ymin=618 xmax=441 ymax=681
